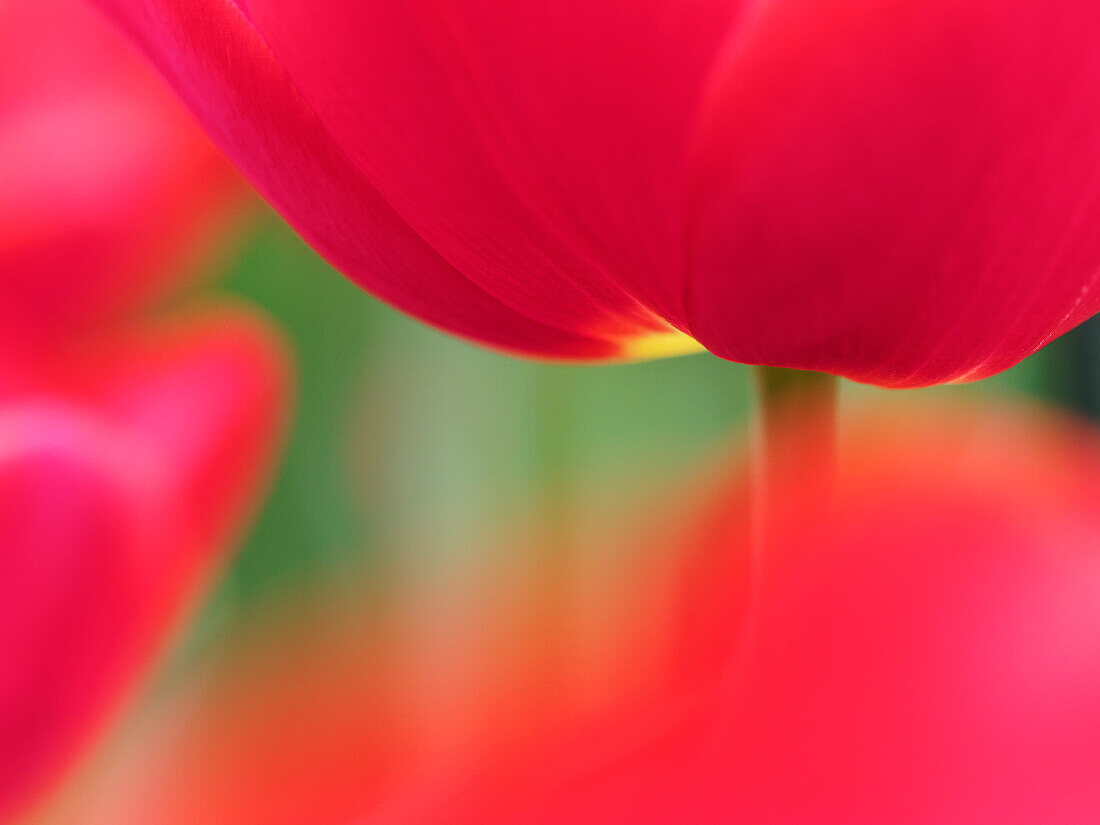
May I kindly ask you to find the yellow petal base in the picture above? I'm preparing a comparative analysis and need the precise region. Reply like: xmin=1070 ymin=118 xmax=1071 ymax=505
xmin=619 ymin=330 xmax=705 ymax=362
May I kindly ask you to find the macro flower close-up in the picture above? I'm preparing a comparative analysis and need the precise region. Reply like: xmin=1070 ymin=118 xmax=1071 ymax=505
xmin=92 ymin=0 xmax=1100 ymax=385
xmin=4 ymin=1 xmax=1100 ymax=823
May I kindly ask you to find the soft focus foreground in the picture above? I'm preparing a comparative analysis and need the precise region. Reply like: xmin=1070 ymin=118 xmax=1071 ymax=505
xmin=0 ymin=314 xmax=288 ymax=823
xmin=92 ymin=0 xmax=1100 ymax=385
xmin=419 ymin=403 xmax=1100 ymax=825
xmin=0 ymin=0 xmax=243 ymax=352
xmin=32 ymin=401 xmax=1100 ymax=825
xmin=0 ymin=1 xmax=290 ymax=820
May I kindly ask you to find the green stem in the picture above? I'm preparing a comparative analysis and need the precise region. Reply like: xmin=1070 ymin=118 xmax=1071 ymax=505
xmin=704 ymin=367 xmax=840 ymax=730
xmin=752 ymin=366 xmax=840 ymax=557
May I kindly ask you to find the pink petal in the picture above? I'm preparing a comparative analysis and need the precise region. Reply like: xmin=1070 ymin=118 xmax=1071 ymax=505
xmin=0 ymin=0 xmax=244 ymax=347
xmin=0 ymin=310 xmax=289 ymax=822
xmin=91 ymin=0 xmax=639 ymax=358
xmin=687 ymin=0 xmax=1100 ymax=386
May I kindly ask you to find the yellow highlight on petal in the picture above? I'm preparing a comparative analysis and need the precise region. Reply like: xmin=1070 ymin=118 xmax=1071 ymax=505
xmin=619 ymin=329 xmax=704 ymax=362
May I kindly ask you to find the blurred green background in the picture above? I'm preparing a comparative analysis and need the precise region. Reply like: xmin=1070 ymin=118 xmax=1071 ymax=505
xmin=161 ymin=206 xmax=1098 ymax=650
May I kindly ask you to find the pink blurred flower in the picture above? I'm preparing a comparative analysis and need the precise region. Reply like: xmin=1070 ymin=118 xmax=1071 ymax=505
xmin=29 ymin=523 xmax=674 ymax=825
xmin=426 ymin=404 xmax=1100 ymax=824
xmin=0 ymin=7 xmax=290 ymax=817
xmin=0 ymin=0 xmax=245 ymax=350
xmin=0 ymin=311 xmax=289 ymax=824
xmin=0 ymin=3 xmax=293 ymax=822
xmin=92 ymin=0 xmax=1100 ymax=385
xmin=33 ymin=402 xmax=1100 ymax=824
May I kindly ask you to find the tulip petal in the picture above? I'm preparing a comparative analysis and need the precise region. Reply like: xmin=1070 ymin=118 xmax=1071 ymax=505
xmin=90 ymin=0 xmax=633 ymax=358
xmin=687 ymin=0 xmax=1100 ymax=386
xmin=234 ymin=0 xmax=746 ymax=341
xmin=0 ymin=311 xmax=289 ymax=822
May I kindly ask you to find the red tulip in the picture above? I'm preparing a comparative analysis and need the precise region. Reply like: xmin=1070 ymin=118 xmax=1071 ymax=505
xmin=89 ymin=0 xmax=1100 ymax=385
xmin=0 ymin=0 xmax=244 ymax=350
xmin=0 ymin=310 xmax=289 ymax=824
xmin=418 ymin=403 xmax=1100 ymax=824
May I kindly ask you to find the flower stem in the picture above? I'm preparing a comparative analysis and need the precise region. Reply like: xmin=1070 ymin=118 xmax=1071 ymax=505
xmin=751 ymin=366 xmax=839 ymax=561
xmin=703 ymin=367 xmax=841 ymax=726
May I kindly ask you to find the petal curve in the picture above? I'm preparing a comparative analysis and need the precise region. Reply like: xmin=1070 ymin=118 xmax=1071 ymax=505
xmin=90 ymin=0 xmax=632 ymax=358
xmin=240 ymin=0 xmax=744 ymax=337
xmin=687 ymin=0 xmax=1100 ymax=386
